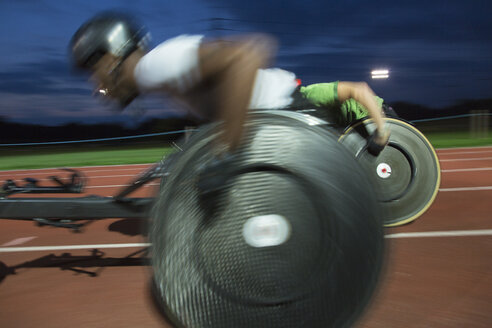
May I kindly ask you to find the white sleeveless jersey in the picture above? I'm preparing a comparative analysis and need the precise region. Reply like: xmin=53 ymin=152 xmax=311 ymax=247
xmin=248 ymin=68 xmax=297 ymax=109
xmin=134 ymin=35 xmax=204 ymax=93
xmin=133 ymin=34 xmax=297 ymax=110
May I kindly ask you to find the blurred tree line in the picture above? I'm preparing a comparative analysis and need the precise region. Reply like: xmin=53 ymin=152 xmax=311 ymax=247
xmin=389 ymin=98 xmax=492 ymax=121
xmin=0 ymin=98 xmax=491 ymax=143
xmin=0 ymin=115 xmax=199 ymax=144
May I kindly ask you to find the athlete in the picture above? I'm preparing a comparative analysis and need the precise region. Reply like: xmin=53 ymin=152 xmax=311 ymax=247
xmin=289 ymin=80 xmax=394 ymax=154
xmin=70 ymin=11 xmax=390 ymax=157
xmin=70 ymin=11 xmax=276 ymax=155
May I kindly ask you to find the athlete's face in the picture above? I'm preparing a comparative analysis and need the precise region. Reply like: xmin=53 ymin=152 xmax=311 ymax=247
xmin=90 ymin=54 xmax=136 ymax=108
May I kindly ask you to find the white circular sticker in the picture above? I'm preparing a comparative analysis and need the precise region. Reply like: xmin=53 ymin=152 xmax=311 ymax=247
xmin=243 ymin=214 xmax=291 ymax=248
xmin=376 ymin=163 xmax=392 ymax=179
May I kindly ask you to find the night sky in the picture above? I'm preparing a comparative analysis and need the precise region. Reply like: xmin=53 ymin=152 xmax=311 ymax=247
xmin=0 ymin=0 xmax=491 ymax=126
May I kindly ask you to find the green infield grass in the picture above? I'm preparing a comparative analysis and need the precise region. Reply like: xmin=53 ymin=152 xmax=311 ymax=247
xmin=0 ymin=131 xmax=490 ymax=171
xmin=0 ymin=145 xmax=174 ymax=171
xmin=423 ymin=131 xmax=492 ymax=148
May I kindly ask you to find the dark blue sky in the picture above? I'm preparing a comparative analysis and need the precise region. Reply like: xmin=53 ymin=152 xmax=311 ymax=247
xmin=0 ymin=0 xmax=491 ymax=126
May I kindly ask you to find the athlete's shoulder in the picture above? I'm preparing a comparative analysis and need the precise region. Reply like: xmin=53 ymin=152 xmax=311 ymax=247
xmin=154 ymin=34 xmax=204 ymax=50
xmin=134 ymin=34 xmax=205 ymax=92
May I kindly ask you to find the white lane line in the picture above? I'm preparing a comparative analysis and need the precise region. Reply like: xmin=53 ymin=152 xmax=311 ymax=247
xmin=1 ymin=230 xmax=491 ymax=252
xmin=439 ymin=157 xmax=492 ymax=162
xmin=441 ymin=167 xmax=492 ymax=172
xmin=2 ymin=183 xmax=487 ymax=191
xmin=5 ymin=169 xmax=490 ymax=181
xmin=438 ymin=150 xmax=492 ymax=156
xmin=0 ymin=167 xmax=151 ymax=178
xmin=1 ymin=236 xmax=38 ymax=247
xmin=439 ymin=186 xmax=492 ymax=192
xmin=6 ymin=174 xmax=138 ymax=184
xmin=385 ymin=229 xmax=492 ymax=239
xmin=86 ymin=183 xmax=160 ymax=189
xmin=0 ymin=243 xmax=151 ymax=253
xmin=0 ymin=163 xmax=151 ymax=173
xmin=2 ymin=180 xmax=489 ymax=192
xmin=437 ymin=146 xmax=492 ymax=151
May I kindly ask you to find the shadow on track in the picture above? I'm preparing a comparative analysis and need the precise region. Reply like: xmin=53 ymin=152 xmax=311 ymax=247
xmin=108 ymin=218 xmax=149 ymax=236
xmin=0 ymin=248 xmax=150 ymax=283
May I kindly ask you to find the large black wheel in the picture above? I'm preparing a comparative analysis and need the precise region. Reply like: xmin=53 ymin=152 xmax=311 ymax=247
xmin=150 ymin=111 xmax=385 ymax=328
xmin=339 ymin=118 xmax=441 ymax=227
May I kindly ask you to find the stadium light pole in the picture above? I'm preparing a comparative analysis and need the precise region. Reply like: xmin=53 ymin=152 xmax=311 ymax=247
xmin=371 ymin=69 xmax=389 ymax=79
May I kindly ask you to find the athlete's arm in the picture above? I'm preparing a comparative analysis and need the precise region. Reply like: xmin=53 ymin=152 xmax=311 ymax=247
xmin=198 ymin=34 xmax=277 ymax=153
xmin=337 ymin=81 xmax=389 ymax=145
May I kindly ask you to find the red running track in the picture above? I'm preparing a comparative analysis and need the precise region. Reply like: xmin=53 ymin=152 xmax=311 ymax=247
xmin=1 ymin=146 xmax=491 ymax=327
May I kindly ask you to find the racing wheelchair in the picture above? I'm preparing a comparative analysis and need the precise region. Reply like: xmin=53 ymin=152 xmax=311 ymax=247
xmin=0 ymin=110 xmax=440 ymax=327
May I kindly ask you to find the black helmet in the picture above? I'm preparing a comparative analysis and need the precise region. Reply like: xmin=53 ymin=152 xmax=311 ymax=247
xmin=70 ymin=11 xmax=150 ymax=70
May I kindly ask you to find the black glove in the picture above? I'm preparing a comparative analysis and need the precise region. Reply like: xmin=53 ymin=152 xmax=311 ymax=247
xmin=196 ymin=153 xmax=237 ymax=207
xmin=366 ymin=127 xmax=390 ymax=157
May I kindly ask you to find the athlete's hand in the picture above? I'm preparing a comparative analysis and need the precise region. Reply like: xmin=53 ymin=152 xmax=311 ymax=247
xmin=196 ymin=152 xmax=236 ymax=203
xmin=367 ymin=125 xmax=390 ymax=156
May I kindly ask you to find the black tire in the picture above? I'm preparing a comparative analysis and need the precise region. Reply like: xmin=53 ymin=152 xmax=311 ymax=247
xmin=150 ymin=111 xmax=385 ymax=328
xmin=339 ymin=118 xmax=441 ymax=227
